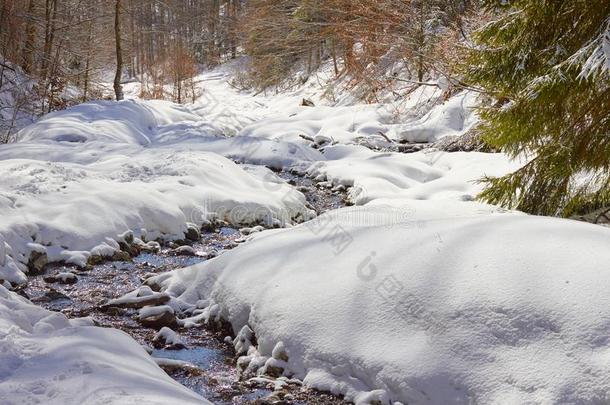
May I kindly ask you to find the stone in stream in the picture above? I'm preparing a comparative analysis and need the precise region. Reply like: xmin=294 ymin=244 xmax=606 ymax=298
xmin=43 ymin=272 xmax=78 ymax=284
xmin=138 ymin=305 xmax=177 ymax=329
xmin=153 ymin=327 xmax=186 ymax=350
xmin=171 ymin=245 xmax=197 ymax=256
xmin=27 ymin=251 xmax=48 ymax=275
xmin=31 ymin=288 xmax=71 ymax=303
xmin=184 ymin=223 xmax=201 ymax=242
xmin=112 ymin=250 xmax=132 ymax=262
xmin=101 ymin=286 xmax=171 ymax=310
xmin=87 ymin=250 xmax=132 ymax=266
xmin=138 ymin=241 xmax=161 ymax=253
xmin=118 ymin=241 xmax=140 ymax=257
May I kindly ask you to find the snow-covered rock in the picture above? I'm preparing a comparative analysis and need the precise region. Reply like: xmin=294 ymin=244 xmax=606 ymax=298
xmin=153 ymin=327 xmax=186 ymax=349
xmin=0 ymin=285 xmax=207 ymax=404
xmin=149 ymin=204 xmax=610 ymax=404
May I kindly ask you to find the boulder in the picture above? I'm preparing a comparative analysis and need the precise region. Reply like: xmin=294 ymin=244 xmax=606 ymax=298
xmin=138 ymin=305 xmax=177 ymax=329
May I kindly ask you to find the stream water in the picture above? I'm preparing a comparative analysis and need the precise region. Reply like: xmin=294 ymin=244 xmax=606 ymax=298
xmin=19 ymin=171 xmax=351 ymax=404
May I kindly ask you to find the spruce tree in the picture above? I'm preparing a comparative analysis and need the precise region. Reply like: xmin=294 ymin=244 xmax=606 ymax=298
xmin=468 ymin=0 xmax=610 ymax=217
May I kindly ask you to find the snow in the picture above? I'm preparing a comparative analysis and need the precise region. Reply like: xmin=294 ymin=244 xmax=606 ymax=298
xmin=308 ymin=145 xmax=520 ymax=205
xmin=149 ymin=204 xmax=610 ymax=404
xmin=2 ymin=56 xmax=608 ymax=405
xmin=0 ymin=99 xmax=317 ymax=285
xmin=0 ymin=284 xmax=208 ymax=404
xmin=139 ymin=305 xmax=174 ymax=319
xmin=387 ymin=91 xmax=480 ymax=143
xmin=154 ymin=327 xmax=185 ymax=347
xmin=234 ymin=88 xmax=473 ymax=147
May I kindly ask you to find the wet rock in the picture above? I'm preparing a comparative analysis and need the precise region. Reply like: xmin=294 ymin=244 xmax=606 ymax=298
xmin=112 ymin=250 xmax=132 ymax=262
xmin=87 ymin=250 xmax=132 ymax=266
xmin=185 ymin=223 xmax=201 ymax=241
xmin=32 ymin=288 xmax=70 ymax=303
xmin=87 ymin=254 xmax=107 ymax=266
xmin=265 ymin=364 xmax=284 ymax=378
xmin=15 ymin=288 xmax=29 ymax=299
xmin=43 ymin=272 xmax=78 ymax=285
xmin=171 ymin=245 xmax=197 ymax=256
xmin=138 ymin=305 xmax=177 ymax=329
xmin=27 ymin=251 xmax=48 ymax=275
xmin=201 ymin=219 xmax=215 ymax=232
xmin=119 ymin=241 xmax=140 ymax=257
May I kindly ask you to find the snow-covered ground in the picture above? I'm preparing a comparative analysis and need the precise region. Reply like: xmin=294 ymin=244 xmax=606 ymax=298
xmin=150 ymin=204 xmax=610 ymax=404
xmin=308 ymin=145 xmax=520 ymax=205
xmin=1 ymin=62 xmax=609 ymax=404
xmin=0 ymin=285 xmax=208 ymax=404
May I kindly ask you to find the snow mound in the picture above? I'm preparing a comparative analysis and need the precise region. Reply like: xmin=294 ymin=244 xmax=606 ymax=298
xmin=0 ymin=285 xmax=207 ymax=404
xmin=149 ymin=204 xmax=610 ymax=404
xmin=17 ymin=99 xmax=206 ymax=145
xmin=240 ymin=104 xmax=388 ymax=145
xmin=308 ymin=145 xmax=520 ymax=205
xmin=237 ymin=87 xmax=476 ymax=147
xmin=387 ymin=91 xmax=480 ymax=143
xmin=13 ymin=99 xmax=322 ymax=169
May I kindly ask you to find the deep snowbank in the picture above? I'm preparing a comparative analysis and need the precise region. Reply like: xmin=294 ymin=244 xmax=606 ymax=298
xmin=308 ymin=145 xmax=520 ymax=205
xmin=0 ymin=100 xmax=318 ymax=286
xmin=0 ymin=285 xmax=207 ymax=404
xmin=150 ymin=204 xmax=610 ymax=404
xmin=238 ymin=86 xmax=478 ymax=146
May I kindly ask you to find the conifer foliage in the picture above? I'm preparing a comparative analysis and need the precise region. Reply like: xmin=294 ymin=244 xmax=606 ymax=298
xmin=469 ymin=0 xmax=610 ymax=216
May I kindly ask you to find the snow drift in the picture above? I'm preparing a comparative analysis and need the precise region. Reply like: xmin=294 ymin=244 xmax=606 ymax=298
xmin=308 ymin=145 xmax=520 ymax=205
xmin=388 ymin=91 xmax=480 ymax=143
xmin=149 ymin=203 xmax=610 ymax=404
xmin=0 ymin=285 xmax=207 ymax=404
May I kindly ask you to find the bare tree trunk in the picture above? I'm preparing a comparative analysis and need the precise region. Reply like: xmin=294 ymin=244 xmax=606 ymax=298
xmin=230 ymin=0 xmax=238 ymax=59
xmin=114 ymin=0 xmax=124 ymax=101
xmin=41 ymin=0 xmax=58 ymax=79
xmin=22 ymin=0 xmax=37 ymax=74
xmin=83 ymin=18 xmax=94 ymax=102
xmin=331 ymin=40 xmax=339 ymax=76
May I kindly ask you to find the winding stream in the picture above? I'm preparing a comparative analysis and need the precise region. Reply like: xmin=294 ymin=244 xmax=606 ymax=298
xmin=18 ymin=170 xmax=351 ymax=404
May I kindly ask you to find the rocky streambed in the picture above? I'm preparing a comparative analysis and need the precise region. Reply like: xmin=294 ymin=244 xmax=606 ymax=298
xmin=17 ymin=170 xmax=350 ymax=405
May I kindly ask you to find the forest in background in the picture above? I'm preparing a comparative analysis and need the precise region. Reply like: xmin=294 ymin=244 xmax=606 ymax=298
xmin=0 ymin=0 xmax=475 ymax=106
